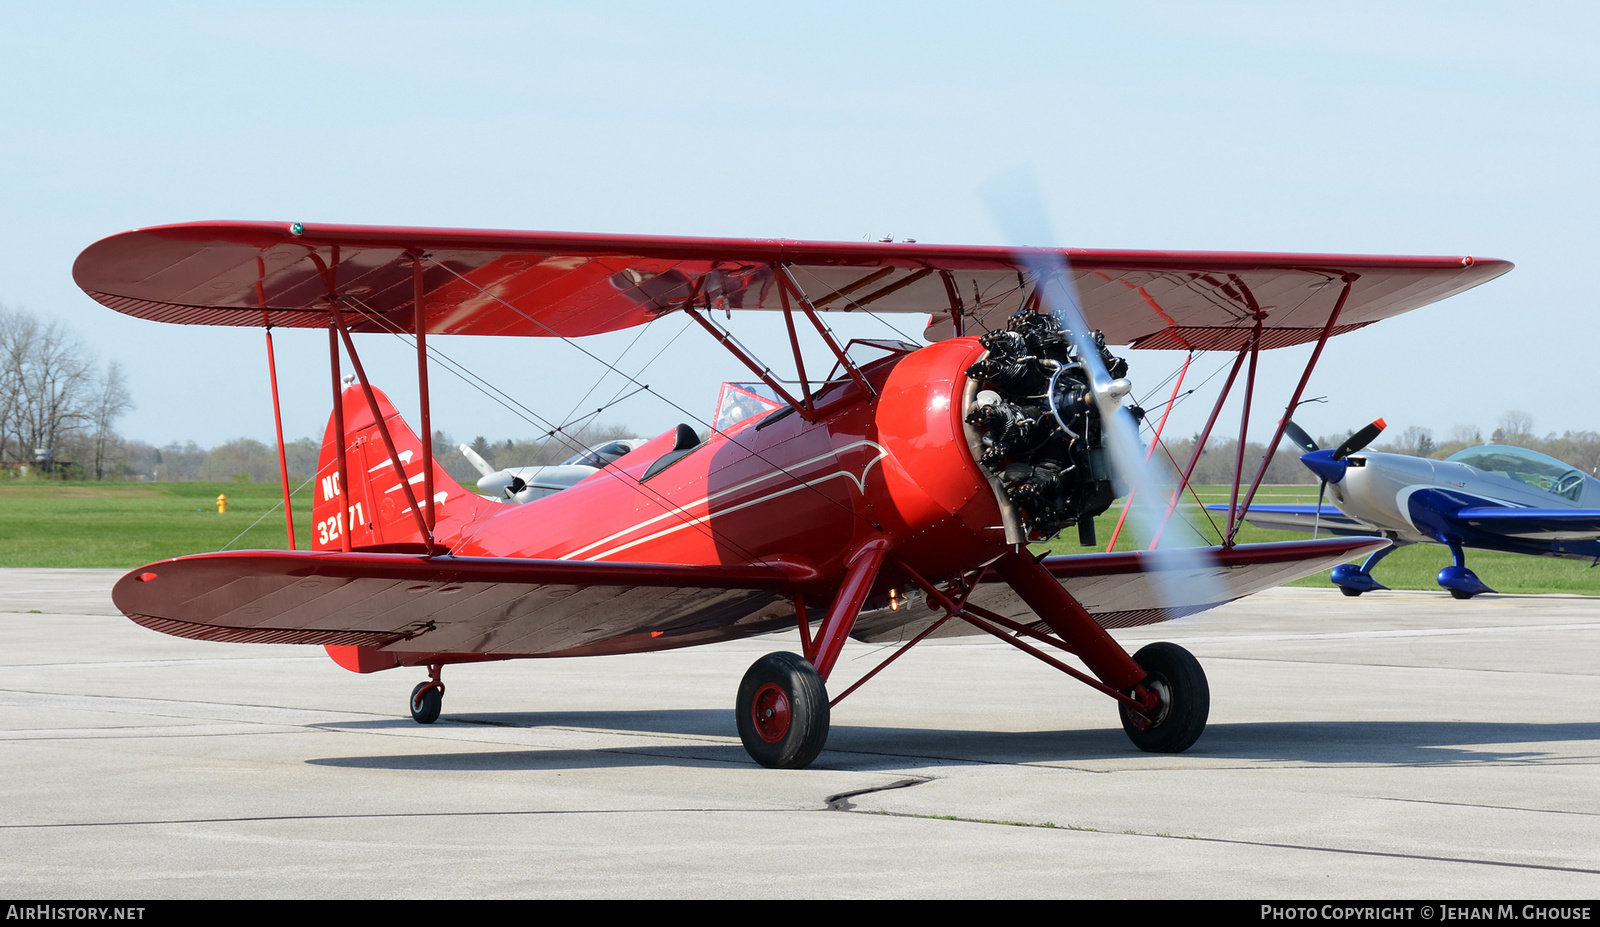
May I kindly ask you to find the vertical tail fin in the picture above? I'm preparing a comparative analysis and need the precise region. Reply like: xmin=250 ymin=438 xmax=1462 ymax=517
xmin=311 ymin=384 xmax=493 ymax=552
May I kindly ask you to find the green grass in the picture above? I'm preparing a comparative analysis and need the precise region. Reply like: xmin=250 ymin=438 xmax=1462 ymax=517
xmin=4 ymin=480 xmax=1599 ymax=595
xmin=0 ymin=480 xmax=314 ymax=568
xmin=1035 ymin=484 xmax=1600 ymax=597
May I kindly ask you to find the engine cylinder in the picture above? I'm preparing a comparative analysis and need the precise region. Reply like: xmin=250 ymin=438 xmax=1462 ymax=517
xmin=962 ymin=312 xmax=1129 ymax=541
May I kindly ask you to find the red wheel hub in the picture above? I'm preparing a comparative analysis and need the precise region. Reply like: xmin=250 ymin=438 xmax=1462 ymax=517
xmin=1126 ymin=679 xmax=1168 ymax=731
xmin=751 ymin=682 xmax=792 ymax=743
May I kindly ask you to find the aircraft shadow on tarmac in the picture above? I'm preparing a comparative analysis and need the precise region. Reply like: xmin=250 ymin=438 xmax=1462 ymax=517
xmin=306 ymin=712 xmax=1600 ymax=772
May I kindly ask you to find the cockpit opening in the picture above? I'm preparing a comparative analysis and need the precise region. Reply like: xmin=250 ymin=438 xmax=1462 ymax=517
xmin=1447 ymin=445 xmax=1588 ymax=501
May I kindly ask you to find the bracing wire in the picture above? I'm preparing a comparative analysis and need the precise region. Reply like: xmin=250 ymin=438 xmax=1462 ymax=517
xmin=534 ymin=314 xmax=658 ymax=463
xmin=782 ymin=264 xmax=923 ymax=345
xmin=418 ymin=261 xmax=891 ymax=535
xmin=1133 ymin=344 xmax=1286 ymax=543
xmin=218 ymin=473 xmax=318 ymax=552
xmin=343 ymin=304 xmax=774 ymax=564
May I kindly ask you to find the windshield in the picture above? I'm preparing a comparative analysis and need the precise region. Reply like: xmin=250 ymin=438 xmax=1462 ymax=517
xmin=823 ymin=339 xmax=920 ymax=384
xmin=561 ymin=440 xmax=639 ymax=469
xmin=713 ymin=382 xmax=783 ymax=432
xmin=1447 ymin=445 xmax=1587 ymax=501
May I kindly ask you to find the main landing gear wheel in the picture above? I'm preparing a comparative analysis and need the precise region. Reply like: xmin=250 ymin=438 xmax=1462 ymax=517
xmin=736 ymin=652 xmax=830 ymax=769
xmin=1340 ymin=587 xmax=1364 ymax=597
xmin=1119 ymin=642 xmax=1209 ymax=754
xmin=410 ymin=681 xmax=442 ymax=724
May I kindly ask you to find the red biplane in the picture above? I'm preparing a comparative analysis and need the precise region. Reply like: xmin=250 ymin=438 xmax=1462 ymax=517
xmin=74 ymin=222 xmax=1510 ymax=768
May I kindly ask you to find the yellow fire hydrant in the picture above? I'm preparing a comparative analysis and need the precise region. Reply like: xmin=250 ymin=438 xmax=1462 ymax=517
xmin=216 ymin=493 xmax=228 ymax=514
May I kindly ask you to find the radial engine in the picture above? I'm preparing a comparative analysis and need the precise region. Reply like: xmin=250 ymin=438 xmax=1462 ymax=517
xmin=964 ymin=311 xmax=1134 ymax=543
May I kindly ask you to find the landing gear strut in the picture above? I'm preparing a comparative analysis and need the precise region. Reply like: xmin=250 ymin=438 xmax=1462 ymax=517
xmin=1438 ymin=542 xmax=1493 ymax=599
xmin=733 ymin=540 xmax=883 ymax=769
xmin=410 ymin=663 xmax=444 ymax=724
xmin=1330 ymin=544 xmax=1400 ymax=597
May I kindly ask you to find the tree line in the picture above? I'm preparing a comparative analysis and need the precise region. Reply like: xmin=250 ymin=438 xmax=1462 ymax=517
xmin=1367 ymin=412 xmax=1600 ymax=475
xmin=112 ymin=416 xmax=1600 ymax=492
xmin=6 ymin=302 xmax=1595 ymax=488
xmin=1146 ymin=410 xmax=1600 ymax=488
xmin=110 ymin=424 xmax=637 ymax=487
xmin=0 ymin=306 xmax=133 ymax=479
xmin=0 ymin=304 xmax=643 ymax=485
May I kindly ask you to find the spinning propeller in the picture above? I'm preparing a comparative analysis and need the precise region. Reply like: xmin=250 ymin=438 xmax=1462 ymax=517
xmin=982 ymin=169 xmax=1222 ymax=609
xmin=1287 ymin=417 xmax=1386 ymax=537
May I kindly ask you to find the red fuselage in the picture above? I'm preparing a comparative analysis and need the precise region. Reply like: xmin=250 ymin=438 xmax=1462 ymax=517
xmin=451 ymin=337 xmax=1009 ymax=603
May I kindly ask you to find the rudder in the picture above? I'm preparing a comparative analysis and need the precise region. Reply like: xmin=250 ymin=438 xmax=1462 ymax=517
xmin=311 ymin=383 xmax=492 ymax=552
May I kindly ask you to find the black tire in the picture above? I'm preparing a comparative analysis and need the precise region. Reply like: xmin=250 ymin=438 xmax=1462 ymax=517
xmin=1119 ymin=642 xmax=1209 ymax=754
xmin=1449 ymin=588 xmax=1474 ymax=600
xmin=735 ymin=652 xmax=830 ymax=769
xmin=1339 ymin=586 xmax=1363 ymax=597
xmin=410 ymin=681 xmax=442 ymax=724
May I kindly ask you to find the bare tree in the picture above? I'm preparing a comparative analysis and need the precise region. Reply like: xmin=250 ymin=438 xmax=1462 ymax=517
xmin=0 ymin=308 xmax=95 ymax=470
xmin=1492 ymin=410 xmax=1536 ymax=447
xmin=0 ymin=306 xmax=133 ymax=477
xmin=90 ymin=361 xmax=134 ymax=479
xmin=1377 ymin=425 xmax=1436 ymax=457
xmin=0 ymin=308 xmax=33 ymax=465
xmin=1434 ymin=424 xmax=1483 ymax=459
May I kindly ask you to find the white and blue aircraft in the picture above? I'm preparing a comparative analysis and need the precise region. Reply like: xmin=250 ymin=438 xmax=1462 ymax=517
xmin=461 ymin=438 xmax=648 ymax=504
xmin=1219 ymin=421 xmax=1600 ymax=599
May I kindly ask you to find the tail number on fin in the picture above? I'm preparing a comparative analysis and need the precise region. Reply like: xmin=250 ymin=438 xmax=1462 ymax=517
xmin=316 ymin=502 xmax=366 ymax=545
xmin=321 ymin=473 xmax=341 ymax=501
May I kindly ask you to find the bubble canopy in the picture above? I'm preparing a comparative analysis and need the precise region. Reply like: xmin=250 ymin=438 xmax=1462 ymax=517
xmin=1447 ymin=445 xmax=1588 ymax=500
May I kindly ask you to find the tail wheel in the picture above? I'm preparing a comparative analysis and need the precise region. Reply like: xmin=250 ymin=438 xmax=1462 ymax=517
xmin=410 ymin=681 xmax=443 ymax=724
xmin=1119 ymin=642 xmax=1209 ymax=753
xmin=736 ymin=652 xmax=830 ymax=769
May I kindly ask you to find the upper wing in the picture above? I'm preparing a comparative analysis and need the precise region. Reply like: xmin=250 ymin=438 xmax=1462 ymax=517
xmin=1208 ymin=503 xmax=1372 ymax=536
xmin=75 ymin=221 xmax=1511 ymax=349
xmin=114 ymin=550 xmax=810 ymax=658
xmin=850 ymin=537 xmax=1386 ymax=642
xmin=1452 ymin=506 xmax=1600 ymax=541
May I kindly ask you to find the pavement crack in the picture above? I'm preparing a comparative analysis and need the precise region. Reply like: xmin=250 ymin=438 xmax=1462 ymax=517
xmin=824 ymin=777 xmax=930 ymax=810
xmin=1374 ymin=796 xmax=1600 ymax=817
xmin=838 ymin=809 xmax=1600 ymax=876
xmin=0 ymin=808 xmax=778 ymax=829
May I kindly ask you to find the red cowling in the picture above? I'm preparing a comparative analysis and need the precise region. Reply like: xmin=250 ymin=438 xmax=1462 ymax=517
xmin=871 ymin=338 xmax=1009 ymax=580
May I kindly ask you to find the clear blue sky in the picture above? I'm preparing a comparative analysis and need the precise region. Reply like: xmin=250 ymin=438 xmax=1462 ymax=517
xmin=2 ymin=2 xmax=1595 ymax=452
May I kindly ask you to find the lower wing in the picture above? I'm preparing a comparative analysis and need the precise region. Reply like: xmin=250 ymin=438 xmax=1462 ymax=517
xmin=114 ymin=550 xmax=811 ymax=661
xmin=850 ymin=537 xmax=1387 ymax=642
xmin=116 ymin=538 xmax=1386 ymax=659
xmin=1452 ymin=506 xmax=1600 ymax=541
